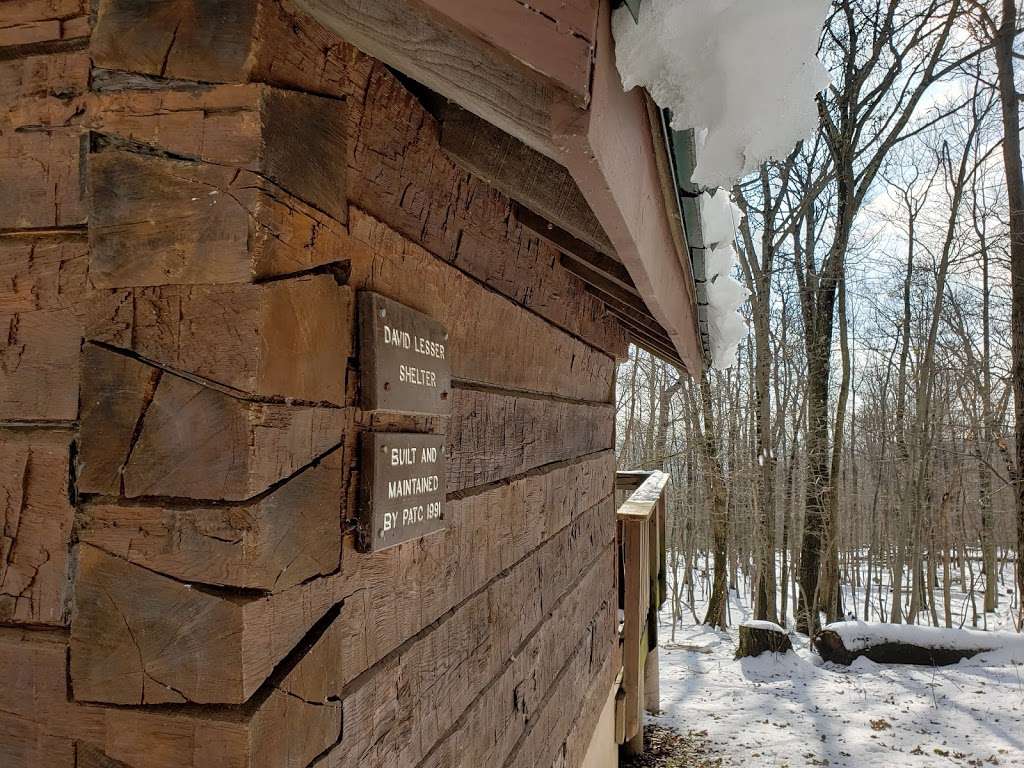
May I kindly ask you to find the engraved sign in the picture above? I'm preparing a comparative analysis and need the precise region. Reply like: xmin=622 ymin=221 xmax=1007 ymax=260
xmin=359 ymin=292 xmax=451 ymax=415
xmin=358 ymin=432 xmax=447 ymax=552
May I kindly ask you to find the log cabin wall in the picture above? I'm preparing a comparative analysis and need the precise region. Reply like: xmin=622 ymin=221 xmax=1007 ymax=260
xmin=0 ymin=1 xmax=629 ymax=767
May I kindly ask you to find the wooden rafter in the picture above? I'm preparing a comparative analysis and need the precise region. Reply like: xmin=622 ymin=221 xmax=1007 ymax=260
xmin=295 ymin=0 xmax=703 ymax=374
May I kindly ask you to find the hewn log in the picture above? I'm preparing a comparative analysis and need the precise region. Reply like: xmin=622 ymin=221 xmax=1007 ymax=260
xmin=0 ymin=629 xmax=277 ymax=768
xmin=344 ymin=63 xmax=627 ymax=358
xmin=558 ymin=649 xmax=620 ymax=768
xmin=446 ymin=387 xmax=613 ymax=492
xmin=71 ymin=453 xmax=613 ymax=707
xmin=88 ymin=149 xmax=346 ymax=288
xmin=91 ymin=0 xmax=352 ymax=98
xmin=0 ymin=0 xmax=90 ymax=49
xmin=0 ymin=48 xmax=90 ymax=122
xmin=75 ymin=743 xmax=133 ymax=768
xmin=310 ymin=507 xmax=615 ymax=768
xmin=0 ymin=429 xmax=75 ymax=626
xmin=89 ymin=277 xmax=354 ymax=404
xmin=77 ymin=345 xmax=348 ymax=500
xmin=814 ymin=627 xmax=996 ymax=667
xmin=0 ymin=236 xmax=87 ymax=421
xmin=89 ymin=84 xmax=347 ymax=222
xmin=346 ymin=210 xmax=614 ymax=403
xmin=77 ymin=448 xmax=345 ymax=592
xmin=503 ymin=606 xmax=616 ymax=768
xmin=0 ymin=629 xmax=102 ymax=768
xmin=0 ymin=45 xmax=90 ymax=231
xmin=439 ymin=102 xmax=614 ymax=255
xmin=0 ymin=130 xmax=85 ymax=229
xmin=418 ymin=551 xmax=616 ymax=768
xmin=736 ymin=622 xmax=793 ymax=659
xmin=88 ymin=10 xmax=626 ymax=357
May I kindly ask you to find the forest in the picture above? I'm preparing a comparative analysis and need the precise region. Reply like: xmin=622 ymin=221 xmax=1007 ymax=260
xmin=615 ymin=0 xmax=1024 ymax=640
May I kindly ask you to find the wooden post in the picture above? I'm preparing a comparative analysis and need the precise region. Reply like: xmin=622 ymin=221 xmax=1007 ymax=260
xmin=616 ymin=470 xmax=669 ymax=755
xmin=644 ymin=647 xmax=661 ymax=715
xmin=621 ymin=516 xmax=648 ymax=752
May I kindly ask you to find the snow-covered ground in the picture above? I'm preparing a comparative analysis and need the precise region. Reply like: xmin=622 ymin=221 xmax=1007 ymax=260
xmin=653 ymin=562 xmax=1024 ymax=767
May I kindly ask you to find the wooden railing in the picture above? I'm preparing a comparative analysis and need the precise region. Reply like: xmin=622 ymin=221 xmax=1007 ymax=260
xmin=614 ymin=470 xmax=669 ymax=754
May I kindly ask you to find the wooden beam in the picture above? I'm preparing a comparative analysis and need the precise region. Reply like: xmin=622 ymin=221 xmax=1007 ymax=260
xmin=294 ymin=0 xmax=704 ymax=374
xmin=416 ymin=0 xmax=594 ymax=105
xmin=559 ymin=255 xmax=647 ymax=316
xmin=553 ymin=1 xmax=703 ymax=374
xmin=441 ymin=105 xmax=614 ymax=255
xmin=514 ymin=203 xmax=626 ymax=286
xmin=512 ymin=203 xmax=686 ymax=367
xmin=293 ymin=0 xmax=568 ymax=160
xmin=612 ymin=331 xmax=679 ymax=368
xmin=601 ymin=308 xmax=682 ymax=367
xmin=585 ymin=289 xmax=673 ymax=346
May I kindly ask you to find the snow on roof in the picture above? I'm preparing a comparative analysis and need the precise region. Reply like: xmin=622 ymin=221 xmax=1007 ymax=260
xmin=699 ymin=190 xmax=748 ymax=369
xmin=698 ymin=190 xmax=742 ymax=247
xmin=612 ymin=0 xmax=831 ymax=189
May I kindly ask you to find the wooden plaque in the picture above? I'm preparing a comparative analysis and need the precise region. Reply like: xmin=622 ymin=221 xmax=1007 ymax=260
xmin=358 ymin=432 xmax=447 ymax=552
xmin=358 ymin=292 xmax=451 ymax=415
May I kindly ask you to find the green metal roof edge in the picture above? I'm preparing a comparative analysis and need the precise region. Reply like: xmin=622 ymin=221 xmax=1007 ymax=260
xmin=662 ymin=120 xmax=712 ymax=364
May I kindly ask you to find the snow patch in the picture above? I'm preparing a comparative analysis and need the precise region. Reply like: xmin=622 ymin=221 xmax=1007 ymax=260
xmin=741 ymin=620 xmax=787 ymax=633
xmin=612 ymin=0 xmax=831 ymax=188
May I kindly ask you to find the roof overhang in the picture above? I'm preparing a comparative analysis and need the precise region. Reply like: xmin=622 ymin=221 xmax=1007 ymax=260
xmin=293 ymin=0 xmax=705 ymax=374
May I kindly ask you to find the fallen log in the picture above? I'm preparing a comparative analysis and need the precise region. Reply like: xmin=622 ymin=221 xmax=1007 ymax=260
xmin=814 ymin=622 xmax=1006 ymax=667
xmin=736 ymin=621 xmax=793 ymax=659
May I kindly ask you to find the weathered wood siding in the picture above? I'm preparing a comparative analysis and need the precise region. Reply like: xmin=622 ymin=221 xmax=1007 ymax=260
xmin=0 ymin=2 xmax=625 ymax=767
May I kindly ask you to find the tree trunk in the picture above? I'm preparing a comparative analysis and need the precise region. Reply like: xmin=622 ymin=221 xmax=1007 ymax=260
xmin=992 ymin=0 xmax=1024 ymax=629
xmin=700 ymin=373 xmax=730 ymax=630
